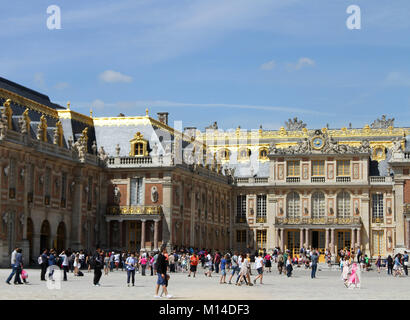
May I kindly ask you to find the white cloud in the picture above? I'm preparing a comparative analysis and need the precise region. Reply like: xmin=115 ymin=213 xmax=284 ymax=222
xmin=54 ymin=82 xmax=69 ymax=90
xmin=260 ymin=60 xmax=276 ymax=70
xmin=99 ymin=70 xmax=133 ymax=83
xmin=33 ymin=72 xmax=45 ymax=88
xmin=91 ymin=99 xmax=105 ymax=109
xmin=286 ymin=57 xmax=315 ymax=71
xmin=385 ymin=71 xmax=410 ymax=87
xmin=74 ymin=99 xmax=332 ymax=117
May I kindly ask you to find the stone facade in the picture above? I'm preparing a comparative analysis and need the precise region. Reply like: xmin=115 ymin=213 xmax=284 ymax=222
xmin=0 ymin=77 xmax=409 ymax=266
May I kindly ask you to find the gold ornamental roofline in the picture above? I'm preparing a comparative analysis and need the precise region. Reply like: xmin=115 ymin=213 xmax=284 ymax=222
xmin=57 ymin=109 xmax=93 ymax=126
xmin=0 ymin=88 xmax=59 ymax=119
xmin=198 ymin=126 xmax=409 ymax=141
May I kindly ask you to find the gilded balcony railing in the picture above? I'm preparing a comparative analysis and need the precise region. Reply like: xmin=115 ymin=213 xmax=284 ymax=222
xmin=275 ymin=216 xmax=361 ymax=225
xmin=107 ymin=205 xmax=162 ymax=215
xmin=256 ymin=217 xmax=267 ymax=223
xmin=371 ymin=217 xmax=384 ymax=224
xmin=235 ymin=216 xmax=247 ymax=223
xmin=404 ymin=204 xmax=410 ymax=214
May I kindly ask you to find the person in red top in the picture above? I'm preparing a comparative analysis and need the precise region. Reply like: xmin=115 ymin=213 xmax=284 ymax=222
xmin=264 ymin=254 xmax=272 ymax=272
xmin=188 ymin=253 xmax=199 ymax=278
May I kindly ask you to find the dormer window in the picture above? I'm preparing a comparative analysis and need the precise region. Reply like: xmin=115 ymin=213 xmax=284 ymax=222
xmin=129 ymin=132 xmax=148 ymax=157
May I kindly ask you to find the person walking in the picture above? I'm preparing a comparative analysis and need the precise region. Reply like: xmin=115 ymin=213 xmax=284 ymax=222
xmin=277 ymin=251 xmax=284 ymax=275
xmin=93 ymin=249 xmax=104 ymax=286
xmin=125 ymin=253 xmax=137 ymax=286
xmin=310 ymin=250 xmax=319 ymax=279
xmin=104 ymin=252 xmax=110 ymax=276
xmin=5 ymin=247 xmax=18 ymax=285
xmin=387 ymin=255 xmax=393 ymax=275
xmin=188 ymin=253 xmax=198 ymax=278
xmin=219 ymin=254 xmax=227 ymax=284
xmin=253 ymin=252 xmax=264 ymax=284
xmin=154 ymin=246 xmax=172 ymax=298
xmin=48 ymin=249 xmax=57 ymax=281
xmin=59 ymin=250 xmax=69 ymax=281
xmin=403 ymin=251 xmax=408 ymax=276
xmin=375 ymin=255 xmax=382 ymax=273
xmin=214 ymin=251 xmax=221 ymax=274
xmin=286 ymin=255 xmax=293 ymax=277
xmin=228 ymin=252 xmax=239 ymax=284
xmin=40 ymin=249 xmax=48 ymax=281
xmin=140 ymin=254 xmax=147 ymax=276
xmin=73 ymin=253 xmax=81 ymax=276
xmin=14 ymin=248 xmax=27 ymax=285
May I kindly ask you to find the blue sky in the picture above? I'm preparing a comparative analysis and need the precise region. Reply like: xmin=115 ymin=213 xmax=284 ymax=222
xmin=1 ymin=0 xmax=410 ymax=130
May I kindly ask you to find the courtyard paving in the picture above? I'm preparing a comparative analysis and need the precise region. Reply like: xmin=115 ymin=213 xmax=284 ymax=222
xmin=0 ymin=265 xmax=409 ymax=300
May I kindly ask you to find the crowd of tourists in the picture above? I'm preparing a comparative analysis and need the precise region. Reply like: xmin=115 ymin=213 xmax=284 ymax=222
xmin=4 ymin=245 xmax=409 ymax=295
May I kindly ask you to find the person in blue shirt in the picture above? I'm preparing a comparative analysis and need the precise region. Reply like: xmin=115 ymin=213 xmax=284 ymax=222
xmin=40 ymin=249 xmax=48 ymax=281
xmin=219 ymin=255 xmax=227 ymax=284
xmin=125 ymin=253 xmax=137 ymax=287
xmin=48 ymin=249 xmax=56 ymax=281
xmin=403 ymin=251 xmax=408 ymax=276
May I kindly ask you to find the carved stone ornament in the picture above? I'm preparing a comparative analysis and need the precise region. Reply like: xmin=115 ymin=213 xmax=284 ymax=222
xmin=113 ymin=186 xmax=121 ymax=204
xmin=269 ymin=130 xmax=371 ymax=155
xmin=151 ymin=186 xmax=159 ymax=203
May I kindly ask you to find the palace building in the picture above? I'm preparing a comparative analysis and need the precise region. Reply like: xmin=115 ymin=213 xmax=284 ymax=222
xmin=0 ymin=76 xmax=409 ymax=265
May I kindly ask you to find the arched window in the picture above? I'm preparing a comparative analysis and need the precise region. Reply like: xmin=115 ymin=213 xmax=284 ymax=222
xmin=311 ymin=192 xmax=325 ymax=218
xmin=337 ymin=191 xmax=351 ymax=218
xmin=259 ymin=148 xmax=268 ymax=160
xmin=238 ymin=148 xmax=251 ymax=160
xmin=287 ymin=192 xmax=300 ymax=218
xmin=219 ymin=149 xmax=230 ymax=160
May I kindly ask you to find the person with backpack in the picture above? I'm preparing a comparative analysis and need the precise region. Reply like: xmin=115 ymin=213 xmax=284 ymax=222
xmin=48 ymin=249 xmax=57 ymax=281
xmin=39 ymin=249 xmax=48 ymax=281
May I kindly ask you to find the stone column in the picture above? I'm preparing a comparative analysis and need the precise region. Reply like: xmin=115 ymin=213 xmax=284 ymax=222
xmin=275 ymin=228 xmax=279 ymax=248
xmin=305 ymin=228 xmax=310 ymax=249
xmin=351 ymin=228 xmax=355 ymax=250
xmin=330 ymin=228 xmax=335 ymax=255
xmin=280 ymin=228 xmax=284 ymax=251
xmin=325 ymin=228 xmax=329 ymax=250
xmin=406 ymin=220 xmax=410 ymax=248
xmin=106 ymin=221 xmax=111 ymax=249
xmin=154 ymin=219 xmax=160 ymax=250
xmin=300 ymin=228 xmax=304 ymax=249
xmin=393 ymin=180 xmax=405 ymax=248
xmin=140 ymin=219 xmax=146 ymax=251
xmin=356 ymin=227 xmax=361 ymax=250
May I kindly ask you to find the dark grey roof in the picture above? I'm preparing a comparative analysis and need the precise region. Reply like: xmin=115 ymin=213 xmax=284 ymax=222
xmin=0 ymin=77 xmax=65 ymax=110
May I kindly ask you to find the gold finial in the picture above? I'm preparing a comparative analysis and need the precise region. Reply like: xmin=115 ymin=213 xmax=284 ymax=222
xmin=90 ymin=109 xmax=93 ymax=118
xmin=67 ymin=101 xmax=71 ymax=110
xmin=145 ymin=108 xmax=149 ymax=116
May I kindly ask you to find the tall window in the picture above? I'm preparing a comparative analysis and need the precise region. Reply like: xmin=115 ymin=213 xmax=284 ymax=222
xmin=236 ymin=230 xmax=246 ymax=243
xmin=135 ymin=143 xmax=144 ymax=156
xmin=236 ymin=195 xmax=246 ymax=222
xmin=61 ymin=172 xmax=67 ymax=208
xmin=256 ymin=230 xmax=267 ymax=248
xmin=372 ymin=194 xmax=384 ymax=222
xmin=312 ymin=192 xmax=325 ymax=218
xmin=130 ymin=178 xmax=143 ymax=205
xmin=87 ymin=177 xmax=93 ymax=209
xmin=337 ymin=160 xmax=350 ymax=176
xmin=287 ymin=161 xmax=300 ymax=176
xmin=311 ymin=160 xmax=325 ymax=176
xmin=287 ymin=192 xmax=300 ymax=218
xmin=257 ymin=195 xmax=267 ymax=222
xmin=337 ymin=191 xmax=350 ymax=217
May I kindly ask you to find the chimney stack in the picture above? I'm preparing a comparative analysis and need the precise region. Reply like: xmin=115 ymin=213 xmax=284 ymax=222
xmin=157 ymin=112 xmax=169 ymax=125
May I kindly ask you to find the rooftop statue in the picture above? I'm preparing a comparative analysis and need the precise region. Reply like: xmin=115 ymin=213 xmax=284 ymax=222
xmin=285 ymin=117 xmax=307 ymax=131
xmin=371 ymin=115 xmax=394 ymax=129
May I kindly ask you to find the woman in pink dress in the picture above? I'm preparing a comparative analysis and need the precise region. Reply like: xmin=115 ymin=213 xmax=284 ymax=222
xmin=347 ymin=263 xmax=360 ymax=289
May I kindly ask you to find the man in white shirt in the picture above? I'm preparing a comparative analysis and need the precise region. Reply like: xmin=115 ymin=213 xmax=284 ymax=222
xmin=6 ymin=248 xmax=18 ymax=285
xmin=253 ymin=253 xmax=264 ymax=284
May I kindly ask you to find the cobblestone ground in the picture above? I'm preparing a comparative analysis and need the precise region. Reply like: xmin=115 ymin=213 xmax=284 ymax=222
xmin=0 ymin=265 xmax=409 ymax=300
